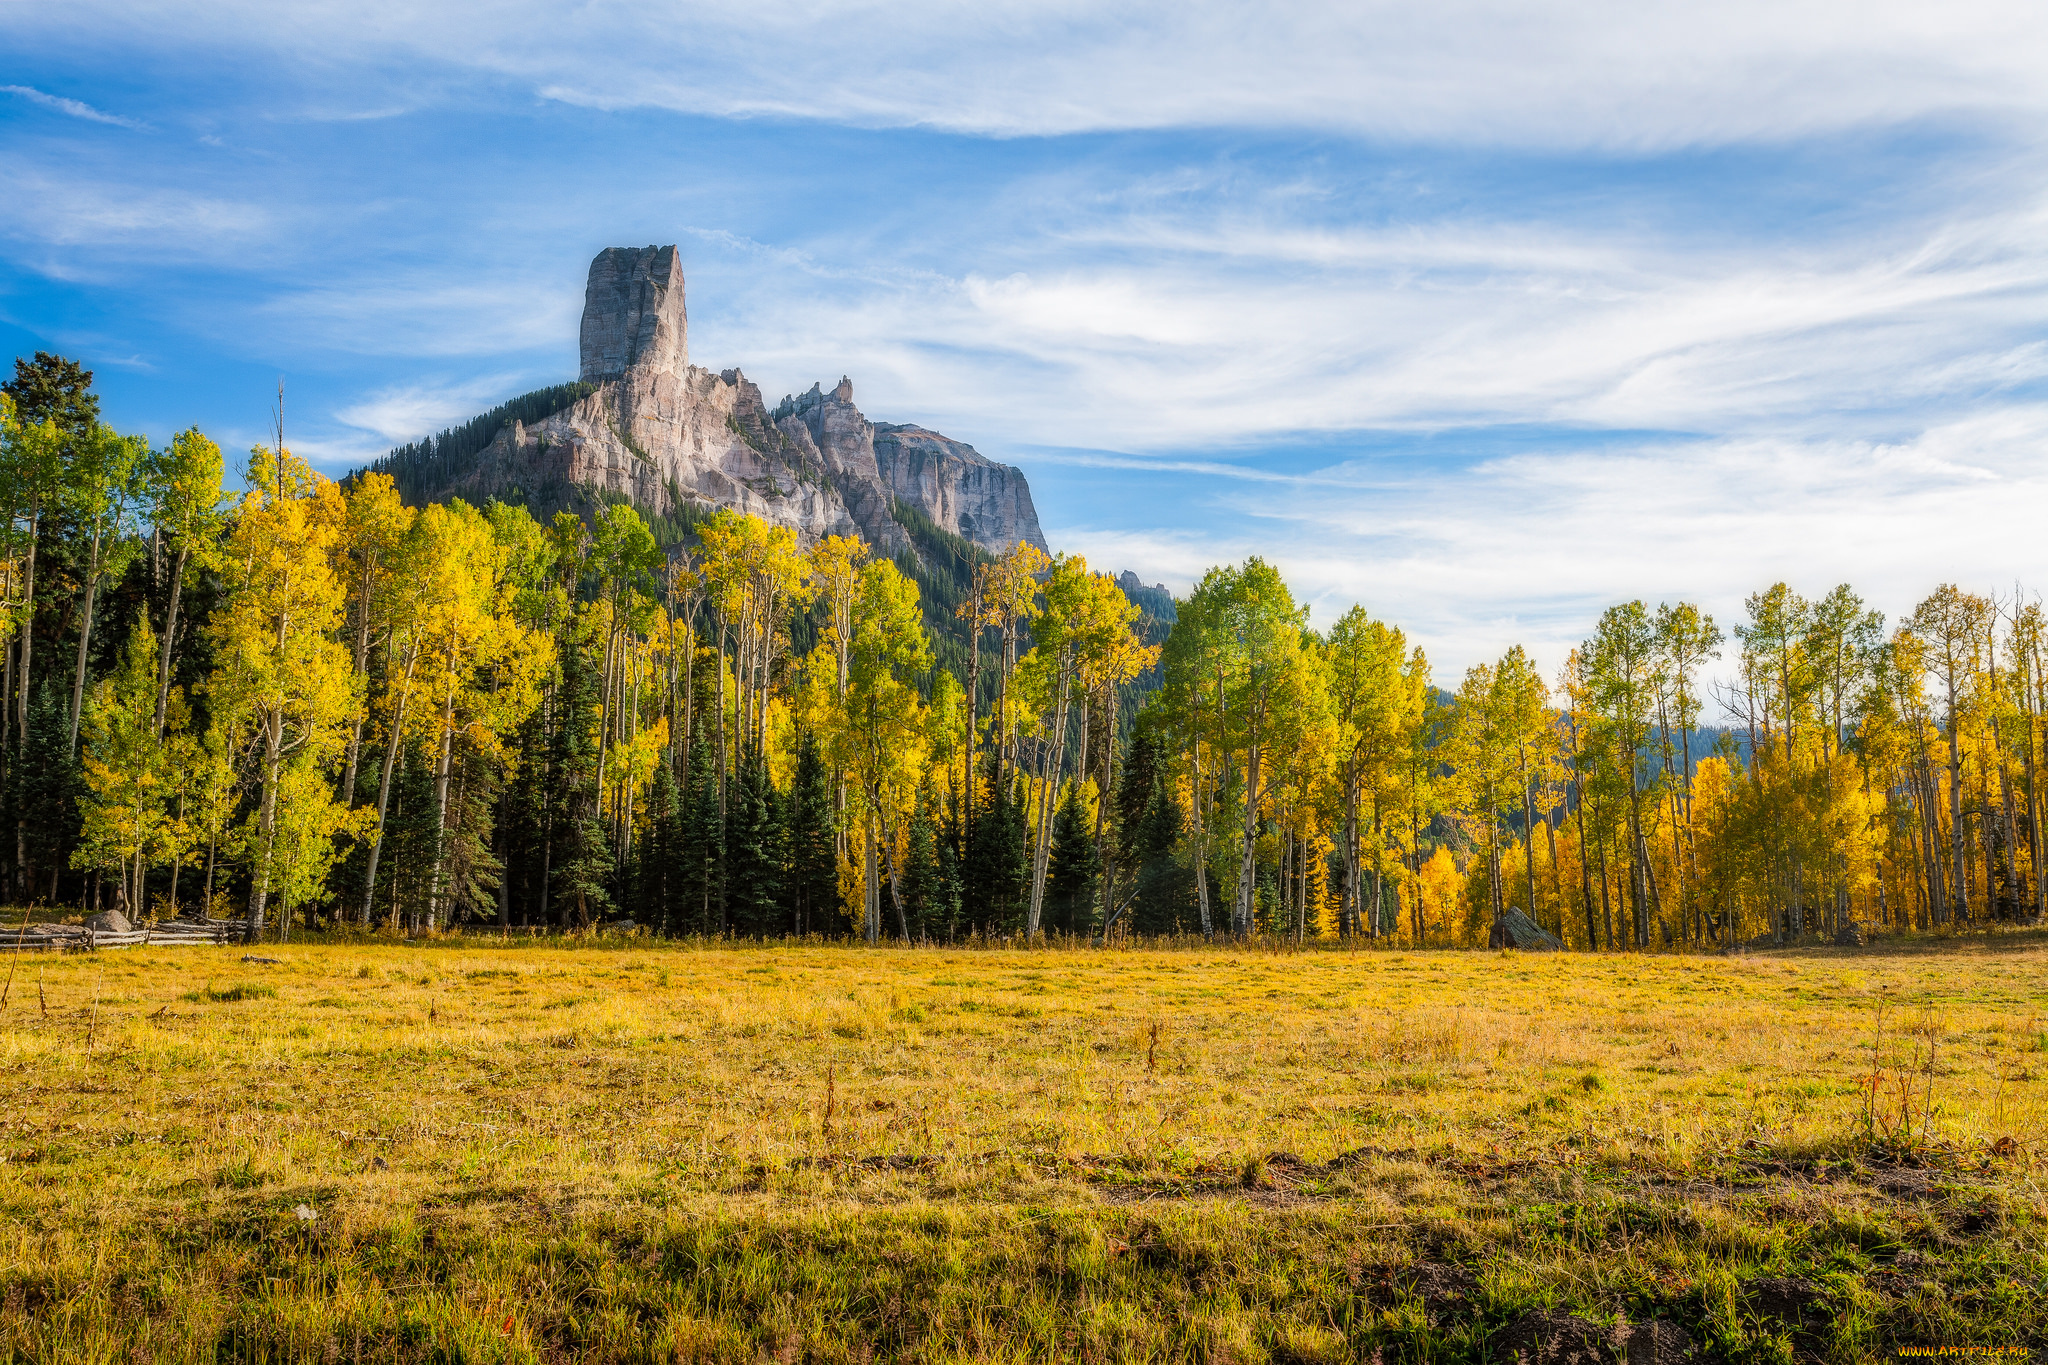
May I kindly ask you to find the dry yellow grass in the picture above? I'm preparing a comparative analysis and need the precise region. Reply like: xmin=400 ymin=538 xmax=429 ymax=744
xmin=3 ymin=932 xmax=2045 ymax=1362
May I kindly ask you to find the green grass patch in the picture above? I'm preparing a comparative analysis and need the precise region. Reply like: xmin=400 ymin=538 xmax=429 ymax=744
xmin=180 ymin=982 xmax=277 ymax=1003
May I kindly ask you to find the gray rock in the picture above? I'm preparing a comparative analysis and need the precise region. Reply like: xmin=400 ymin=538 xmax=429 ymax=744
xmin=579 ymin=245 xmax=687 ymax=381
xmin=84 ymin=910 xmax=131 ymax=933
xmin=1490 ymin=908 xmax=1565 ymax=951
xmin=405 ymin=247 xmax=1047 ymax=560
xmin=874 ymin=422 xmax=1049 ymax=555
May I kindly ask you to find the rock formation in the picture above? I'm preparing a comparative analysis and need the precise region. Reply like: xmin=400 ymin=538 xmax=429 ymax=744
xmin=579 ymin=245 xmax=688 ymax=380
xmin=378 ymin=245 xmax=1048 ymax=559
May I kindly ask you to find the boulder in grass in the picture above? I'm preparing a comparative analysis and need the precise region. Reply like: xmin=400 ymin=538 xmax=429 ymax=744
xmin=84 ymin=909 xmax=132 ymax=934
xmin=1489 ymin=908 xmax=1565 ymax=952
xmin=1833 ymin=921 xmax=1866 ymax=947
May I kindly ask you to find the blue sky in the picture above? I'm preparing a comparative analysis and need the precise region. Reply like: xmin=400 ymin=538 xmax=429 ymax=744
xmin=6 ymin=1 xmax=2048 ymax=681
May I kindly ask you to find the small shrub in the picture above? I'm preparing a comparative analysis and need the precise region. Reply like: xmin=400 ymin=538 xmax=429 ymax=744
xmin=212 ymin=1158 xmax=270 ymax=1189
xmin=1579 ymin=1072 xmax=1607 ymax=1092
xmin=182 ymin=983 xmax=278 ymax=1004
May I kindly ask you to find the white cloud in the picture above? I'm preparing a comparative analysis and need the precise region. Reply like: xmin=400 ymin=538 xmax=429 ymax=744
xmin=2 ymin=84 xmax=146 ymax=129
xmin=0 ymin=158 xmax=266 ymax=255
xmin=1052 ymin=407 xmax=2048 ymax=682
xmin=678 ymin=182 xmax=2048 ymax=459
xmin=256 ymin=279 xmax=580 ymax=360
xmin=14 ymin=1 xmax=2048 ymax=148
xmin=333 ymin=373 xmax=535 ymax=443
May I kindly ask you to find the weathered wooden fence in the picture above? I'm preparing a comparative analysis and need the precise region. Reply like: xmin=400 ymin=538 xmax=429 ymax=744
xmin=2 ymin=917 xmax=244 ymax=952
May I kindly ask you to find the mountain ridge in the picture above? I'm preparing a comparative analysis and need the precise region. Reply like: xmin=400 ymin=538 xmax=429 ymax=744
xmin=358 ymin=245 xmax=1049 ymax=561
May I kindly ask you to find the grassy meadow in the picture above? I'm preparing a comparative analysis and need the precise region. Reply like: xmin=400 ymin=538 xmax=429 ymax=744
xmin=2 ymin=930 xmax=2045 ymax=1363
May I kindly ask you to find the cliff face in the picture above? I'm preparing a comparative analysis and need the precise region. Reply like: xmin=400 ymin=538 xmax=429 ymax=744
xmin=402 ymin=245 xmax=1047 ymax=558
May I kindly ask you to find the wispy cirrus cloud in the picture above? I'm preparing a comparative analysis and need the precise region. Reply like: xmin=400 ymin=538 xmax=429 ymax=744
xmin=333 ymin=373 xmax=536 ymax=445
xmin=0 ymin=158 xmax=266 ymax=257
xmin=12 ymin=1 xmax=2048 ymax=148
xmin=1055 ymin=406 xmax=2048 ymax=682
xmin=2 ymin=84 xmax=147 ymax=129
xmin=684 ymin=177 xmax=2048 ymax=457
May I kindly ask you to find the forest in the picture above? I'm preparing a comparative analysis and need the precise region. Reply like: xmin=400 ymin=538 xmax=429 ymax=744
xmin=3 ymin=351 xmax=2042 ymax=951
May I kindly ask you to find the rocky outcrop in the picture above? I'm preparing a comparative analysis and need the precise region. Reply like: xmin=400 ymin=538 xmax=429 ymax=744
xmin=873 ymin=422 xmax=1048 ymax=554
xmin=396 ymin=245 xmax=1046 ymax=559
xmin=580 ymin=245 xmax=687 ymax=380
xmin=1489 ymin=908 xmax=1565 ymax=950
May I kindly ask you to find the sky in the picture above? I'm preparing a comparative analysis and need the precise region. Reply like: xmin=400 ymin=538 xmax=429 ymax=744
xmin=5 ymin=1 xmax=2048 ymax=685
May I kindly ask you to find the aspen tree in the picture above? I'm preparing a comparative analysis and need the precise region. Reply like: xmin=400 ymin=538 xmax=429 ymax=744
xmin=1324 ymin=607 xmax=1420 ymax=938
xmin=1015 ymin=554 xmax=1093 ymax=939
xmin=2009 ymin=600 xmax=2046 ymax=919
xmin=835 ymin=560 xmax=930 ymax=944
xmin=63 ymin=424 xmax=146 ymax=757
xmin=145 ymin=430 xmax=226 ymax=739
xmin=207 ymin=445 xmax=358 ymax=941
xmin=809 ymin=533 xmax=868 ymax=885
xmin=1559 ymin=649 xmax=1604 ymax=947
xmin=1493 ymin=646 xmax=1556 ymax=933
xmin=986 ymin=542 xmax=1050 ymax=790
xmin=1164 ymin=560 xmax=1333 ymax=939
xmin=1155 ymin=582 xmax=1226 ymax=937
xmin=1447 ymin=659 xmax=1517 ymax=931
xmin=1070 ymin=572 xmax=1158 ymax=938
xmin=1654 ymin=602 xmax=1723 ymax=941
xmin=335 ymin=472 xmax=411 ymax=800
xmin=1912 ymin=585 xmax=1992 ymax=924
xmin=1802 ymin=587 xmax=1879 ymax=934
xmin=73 ymin=617 xmax=171 ymax=914
xmin=1584 ymin=602 xmax=1664 ymax=947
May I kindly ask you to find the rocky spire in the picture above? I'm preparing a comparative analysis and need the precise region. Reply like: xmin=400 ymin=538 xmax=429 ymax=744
xmin=579 ymin=245 xmax=687 ymax=381
xmin=373 ymin=246 xmax=1047 ymax=559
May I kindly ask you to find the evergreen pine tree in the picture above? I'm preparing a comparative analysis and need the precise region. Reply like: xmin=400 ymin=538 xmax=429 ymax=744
xmin=634 ymin=760 xmax=683 ymax=933
xmin=785 ymin=730 xmax=837 ymax=936
xmin=16 ymin=683 xmax=81 ymax=903
xmin=499 ymin=704 xmax=553 ymax=925
xmin=373 ymin=745 xmax=438 ymax=931
xmin=549 ymin=615 xmax=609 ymax=927
xmin=900 ymin=785 xmax=961 ymax=941
xmin=725 ymin=756 xmax=784 ymax=936
xmin=962 ymin=759 xmax=1028 ymax=936
xmin=1045 ymin=784 xmax=1101 ymax=937
xmin=437 ymin=747 xmax=506 ymax=926
xmin=1130 ymin=773 xmax=1190 ymax=935
xmin=556 ymin=811 xmax=614 ymax=927
xmin=677 ymin=735 xmax=722 ymax=936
